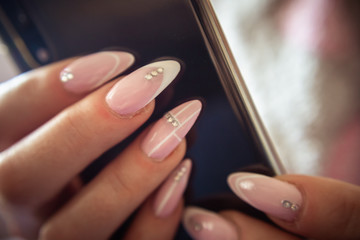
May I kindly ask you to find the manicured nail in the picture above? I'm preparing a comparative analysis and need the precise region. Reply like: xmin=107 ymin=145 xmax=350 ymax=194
xmin=106 ymin=60 xmax=181 ymax=115
xmin=60 ymin=51 xmax=134 ymax=94
xmin=154 ymin=159 xmax=192 ymax=218
xmin=141 ymin=100 xmax=202 ymax=160
xmin=183 ymin=207 xmax=238 ymax=240
xmin=227 ymin=173 xmax=302 ymax=221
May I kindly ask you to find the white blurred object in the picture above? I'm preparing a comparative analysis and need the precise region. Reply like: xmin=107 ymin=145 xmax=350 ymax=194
xmin=0 ymin=38 xmax=20 ymax=82
xmin=209 ymin=0 xmax=360 ymax=178
xmin=211 ymin=0 xmax=321 ymax=174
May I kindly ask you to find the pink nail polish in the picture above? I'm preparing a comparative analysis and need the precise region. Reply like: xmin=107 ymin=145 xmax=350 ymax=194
xmin=227 ymin=173 xmax=303 ymax=221
xmin=106 ymin=60 xmax=181 ymax=115
xmin=183 ymin=207 xmax=238 ymax=240
xmin=60 ymin=51 xmax=134 ymax=94
xmin=153 ymin=159 xmax=192 ymax=218
xmin=141 ymin=100 xmax=202 ymax=160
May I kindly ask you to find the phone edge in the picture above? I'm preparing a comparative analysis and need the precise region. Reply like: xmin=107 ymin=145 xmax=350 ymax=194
xmin=189 ymin=0 xmax=286 ymax=175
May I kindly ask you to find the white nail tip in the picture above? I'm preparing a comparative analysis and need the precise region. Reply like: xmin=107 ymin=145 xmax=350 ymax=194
xmin=148 ymin=60 xmax=181 ymax=98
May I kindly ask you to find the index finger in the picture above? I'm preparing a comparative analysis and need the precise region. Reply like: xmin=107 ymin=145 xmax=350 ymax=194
xmin=0 ymin=51 xmax=134 ymax=150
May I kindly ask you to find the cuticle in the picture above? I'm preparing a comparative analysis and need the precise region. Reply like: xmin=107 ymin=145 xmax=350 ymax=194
xmin=105 ymin=102 xmax=154 ymax=120
xmin=285 ymin=180 xmax=306 ymax=222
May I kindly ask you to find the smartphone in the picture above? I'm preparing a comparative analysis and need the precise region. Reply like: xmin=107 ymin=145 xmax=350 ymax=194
xmin=0 ymin=0 xmax=284 ymax=238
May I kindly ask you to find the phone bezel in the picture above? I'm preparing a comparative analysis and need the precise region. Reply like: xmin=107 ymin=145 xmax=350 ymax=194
xmin=190 ymin=0 xmax=286 ymax=175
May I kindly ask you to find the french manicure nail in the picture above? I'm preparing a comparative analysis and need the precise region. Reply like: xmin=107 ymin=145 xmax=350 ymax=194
xmin=106 ymin=60 xmax=181 ymax=115
xmin=227 ymin=173 xmax=302 ymax=221
xmin=60 ymin=51 xmax=134 ymax=94
xmin=183 ymin=207 xmax=238 ymax=240
xmin=141 ymin=100 xmax=202 ymax=160
xmin=154 ymin=159 xmax=192 ymax=218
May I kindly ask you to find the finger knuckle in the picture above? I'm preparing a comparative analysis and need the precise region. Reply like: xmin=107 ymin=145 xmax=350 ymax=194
xmin=0 ymin=154 xmax=29 ymax=205
xmin=0 ymin=179 xmax=30 ymax=206
xmin=339 ymin=193 xmax=360 ymax=237
xmin=61 ymin=108 xmax=93 ymax=145
xmin=39 ymin=222 xmax=59 ymax=240
xmin=322 ymin=189 xmax=360 ymax=237
xmin=106 ymin=169 xmax=135 ymax=200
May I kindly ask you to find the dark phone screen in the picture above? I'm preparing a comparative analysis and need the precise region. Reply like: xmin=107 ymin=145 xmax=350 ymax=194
xmin=0 ymin=0 xmax=273 ymax=238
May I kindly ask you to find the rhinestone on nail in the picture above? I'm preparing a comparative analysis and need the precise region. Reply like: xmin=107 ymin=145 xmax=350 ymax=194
xmin=167 ymin=116 xmax=174 ymax=122
xmin=174 ymin=166 xmax=187 ymax=182
xmin=144 ymin=67 xmax=164 ymax=80
xmin=60 ymin=71 xmax=74 ymax=82
xmin=165 ymin=112 xmax=180 ymax=127
xmin=193 ymin=223 xmax=202 ymax=232
xmin=145 ymin=74 xmax=153 ymax=80
xmin=291 ymin=204 xmax=300 ymax=211
xmin=281 ymin=200 xmax=299 ymax=211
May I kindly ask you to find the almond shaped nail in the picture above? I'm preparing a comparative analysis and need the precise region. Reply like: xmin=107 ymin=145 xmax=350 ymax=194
xmin=106 ymin=60 xmax=181 ymax=115
xmin=154 ymin=159 xmax=192 ymax=218
xmin=60 ymin=51 xmax=134 ymax=94
xmin=141 ymin=100 xmax=202 ymax=160
xmin=227 ymin=173 xmax=302 ymax=221
xmin=183 ymin=207 xmax=238 ymax=240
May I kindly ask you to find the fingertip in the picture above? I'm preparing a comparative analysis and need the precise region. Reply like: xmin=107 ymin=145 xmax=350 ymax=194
xmin=229 ymin=173 xmax=360 ymax=240
xmin=122 ymin=197 xmax=183 ymax=240
xmin=226 ymin=172 xmax=302 ymax=222
xmin=153 ymin=159 xmax=192 ymax=218
xmin=182 ymin=207 xmax=238 ymax=240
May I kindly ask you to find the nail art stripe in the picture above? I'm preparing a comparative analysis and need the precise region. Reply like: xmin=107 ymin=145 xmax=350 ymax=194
xmin=138 ymin=62 xmax=177 ymax=106
xmin=154 ymin=159 xmax=192 ymax=217
xmin=147 ymin=101 xmax=201 ymax=157
xmin=62 ymin=52 xmax=124 ymax=85
xmin=141 ymin=100 xmax=202 ymax=160
xmin=155 ymin=177 xmax=182 ymax=215
xmin=151 ymin=62 xmax=180 ymax=99
xmin=90 ymin=52 xmax=123 ymax=87
xmin=60 ymin=51 xmax=134 ymax=94
xmin=106 ymin=60 xmax=180 ymax=115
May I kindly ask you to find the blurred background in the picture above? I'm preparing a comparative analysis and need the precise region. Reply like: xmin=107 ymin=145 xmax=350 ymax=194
xmin=0 ymin=37 xmax=19 ymax=82
xmin=211 ymin=0 xmax=360 ymax=184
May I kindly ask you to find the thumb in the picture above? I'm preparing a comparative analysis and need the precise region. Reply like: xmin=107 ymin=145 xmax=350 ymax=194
xmin=228 ymin=173 xmax=360 ymax=240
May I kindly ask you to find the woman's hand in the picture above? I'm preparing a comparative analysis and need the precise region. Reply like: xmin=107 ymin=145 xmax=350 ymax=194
xmin=0 ymin=51 xmax=200 ymax=240
xmin=183 ymin=173 xmax=360 ymax=240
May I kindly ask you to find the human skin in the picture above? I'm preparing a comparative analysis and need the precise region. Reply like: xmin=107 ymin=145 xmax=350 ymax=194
xmin=183 ymin=174 xmax=360 ymax=240
xmin=0 ymin=53 xmax=200 ymax=240
xmin=181 ymin=2 xmax=360 ymax=238
xmin=1 ymin=49 xmax=360 ymax=240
